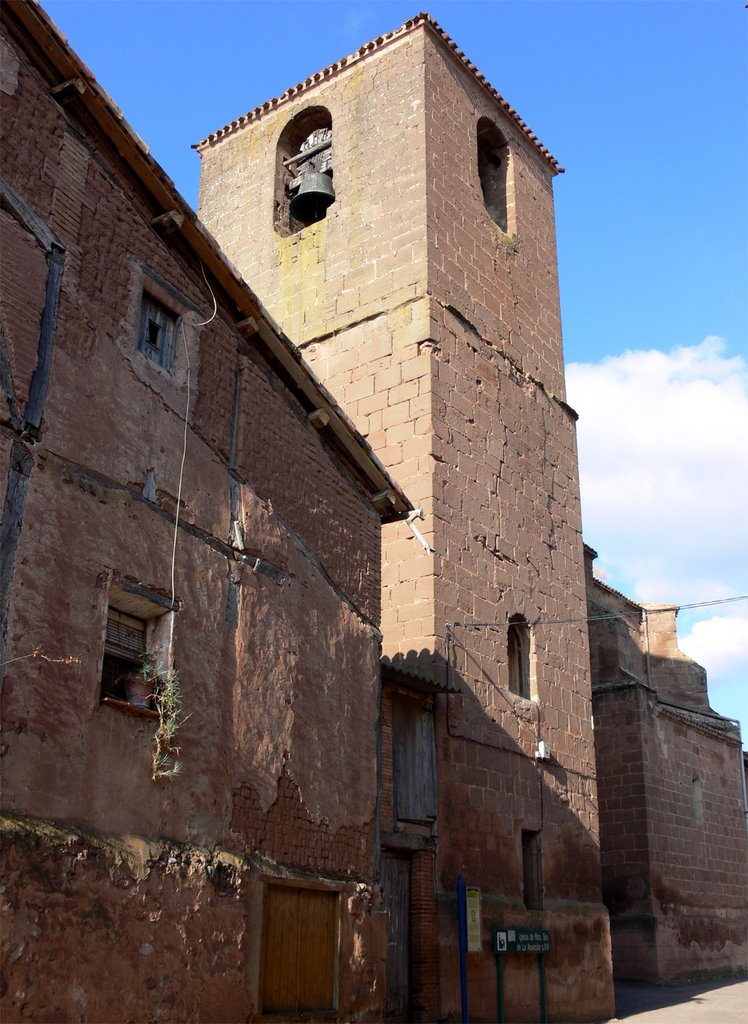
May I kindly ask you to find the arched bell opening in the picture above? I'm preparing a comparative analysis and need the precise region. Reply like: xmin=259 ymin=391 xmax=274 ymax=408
xmin=477 ymin=117 xmax=510 ymax=233
xmin=274 ymin=107 xmax=335 ymax=235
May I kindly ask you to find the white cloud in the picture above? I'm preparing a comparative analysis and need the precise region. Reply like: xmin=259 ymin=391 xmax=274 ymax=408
xmin=679 ymin=611 xmax=748 ymax=682
xmin=568 ymin=337 xmax=748 ymax=727
xmin=567 ymin=336 xmax=748 ymax=605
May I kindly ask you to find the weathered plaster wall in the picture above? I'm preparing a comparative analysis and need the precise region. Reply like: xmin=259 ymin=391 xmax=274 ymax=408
xmin=1 ymin=813 xmax=386 ymax=1023
xmin=1 ymin=16 xmax=391 ymax=1021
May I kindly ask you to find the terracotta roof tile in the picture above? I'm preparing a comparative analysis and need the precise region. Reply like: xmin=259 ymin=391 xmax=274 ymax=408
xmin=195 ymin=12 xmax=562 ymax=173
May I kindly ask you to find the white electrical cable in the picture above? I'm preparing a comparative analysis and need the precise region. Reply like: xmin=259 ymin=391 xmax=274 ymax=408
xmin=169 ymin=263 xmax=218 ymax=610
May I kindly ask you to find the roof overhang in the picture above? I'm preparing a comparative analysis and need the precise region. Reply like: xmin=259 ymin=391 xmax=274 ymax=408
xmin=3 ymin=0 xmax=412 ymax=523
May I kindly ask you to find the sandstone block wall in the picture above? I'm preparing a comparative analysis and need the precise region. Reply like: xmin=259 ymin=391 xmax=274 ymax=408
xmin=587 ymin=561 xmax=748 ymax=981
xmin=198 ymin=17 xmax=614 ymax=1021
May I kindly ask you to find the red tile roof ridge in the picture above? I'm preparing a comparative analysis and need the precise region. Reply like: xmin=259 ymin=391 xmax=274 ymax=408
xmin=194 ymin=11 xmax=563 ymax=173
xmin=591 ymin=575 xmax=645 ymax=613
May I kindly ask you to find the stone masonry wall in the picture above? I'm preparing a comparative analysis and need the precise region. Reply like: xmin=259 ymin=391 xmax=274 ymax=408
xmin=198 ymin=30 xmax=438 ymax=661
xmin=588 ymin=568 xmax=748 ymax=981
xmin=421 ymin=35 xmax=610 ymax=1020
xmin=592 ymin=683 xmax=659 ymax=979
xmin=423 ymin=31 xmax=567 ymax=400
xmin=647 ymin=709 xmax=747 ymax=980
xmin=197 ymin=18 xmax=613 ymax=1022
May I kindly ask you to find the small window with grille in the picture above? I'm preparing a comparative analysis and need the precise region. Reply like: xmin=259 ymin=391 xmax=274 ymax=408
xmin=138 ymin=294 xmax=177 ymax=371
xmin=100 ymin=585 xmax=173 ymax=711
xmin=101 ymin=608 xmax=148 ymax=706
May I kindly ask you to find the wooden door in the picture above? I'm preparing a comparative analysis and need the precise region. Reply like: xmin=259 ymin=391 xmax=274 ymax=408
xmin=382 ymin=854 xmax=410 ymax=1021
xmin=261 ymin=884 xmax=337 ymax=1013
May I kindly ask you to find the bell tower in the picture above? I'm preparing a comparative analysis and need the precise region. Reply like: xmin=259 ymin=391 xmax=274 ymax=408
xmin=198 ymin=13 xmax=614 ymax=1023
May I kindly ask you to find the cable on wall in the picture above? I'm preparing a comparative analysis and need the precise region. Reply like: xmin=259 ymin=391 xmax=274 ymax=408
xmin=169 ymin=261 xmax=218 ymax=611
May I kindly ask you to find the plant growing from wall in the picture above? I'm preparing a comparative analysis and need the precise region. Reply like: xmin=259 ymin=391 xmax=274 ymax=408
xmin=499 ymin=233 xmax=520 ymax=258
xmin=128 ymin=643 xmax=185 ymax=780
xmin=152 ymin=666 xmax=184 ymax=781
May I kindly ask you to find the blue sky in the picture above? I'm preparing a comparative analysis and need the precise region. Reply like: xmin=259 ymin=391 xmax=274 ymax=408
xmin=44 ymin=1 xmax=747 ymax=731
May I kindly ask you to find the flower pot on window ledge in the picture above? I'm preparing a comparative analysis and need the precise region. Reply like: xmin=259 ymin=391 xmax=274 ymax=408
xmin=123 ymin=673 xmax=155 ymax=709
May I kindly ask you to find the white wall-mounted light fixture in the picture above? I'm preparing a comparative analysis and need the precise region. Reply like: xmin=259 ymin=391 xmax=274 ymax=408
xmin=406 ymin=509 xmax=432 ymax=554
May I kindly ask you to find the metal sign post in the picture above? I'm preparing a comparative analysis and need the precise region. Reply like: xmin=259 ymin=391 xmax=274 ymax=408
xmin=492 ymin=928 xmax=551 ymax=1024
xmin=457 ymin=876 xmax=468 ymax=1024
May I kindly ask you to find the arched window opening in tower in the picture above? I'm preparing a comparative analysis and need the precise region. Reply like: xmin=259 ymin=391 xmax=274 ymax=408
xmin=508 ymin=615 xmax=531 ymax=698
xmin=477 ymin=117 xmax=510 ymax=233
xmin=275 ymin=108 xmax=335 ymax=235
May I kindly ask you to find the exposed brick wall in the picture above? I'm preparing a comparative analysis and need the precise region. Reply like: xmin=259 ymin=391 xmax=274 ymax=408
xmin=231 ymin=771 xmax=373 ymax=878
xmin=410 ymin=850 xmax=439 ymax=1021
xmin=0 ymin=211 xmax=48 ymax=420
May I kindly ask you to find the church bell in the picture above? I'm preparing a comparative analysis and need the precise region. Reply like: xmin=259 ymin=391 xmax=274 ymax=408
xmin=289 ymin=171 xmax=335 ymax=225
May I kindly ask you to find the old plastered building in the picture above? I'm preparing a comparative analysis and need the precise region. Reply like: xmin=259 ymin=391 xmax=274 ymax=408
xmin=0 ymin=3 xmax=413 ymax=1021
xmin=197 ymin=14 xmax=615 ymax=1022
xmin=585 ymin=548 xmax=748 ymax=983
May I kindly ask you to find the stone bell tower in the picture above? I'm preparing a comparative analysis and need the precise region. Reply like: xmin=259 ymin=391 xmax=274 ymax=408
xmin=198 ymin=13 xmax=614 ymax=1023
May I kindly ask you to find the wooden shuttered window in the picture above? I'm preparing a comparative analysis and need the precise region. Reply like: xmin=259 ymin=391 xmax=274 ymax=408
xmin=138 ymin=295 xmax=177 ymax=371
xmin=104 ymin=609 xmax=146 ymax=662
xmin=261 ymin=885 xmax=338 ymax=1013
xmin=392 ymin=694 xmax=437 ymax=824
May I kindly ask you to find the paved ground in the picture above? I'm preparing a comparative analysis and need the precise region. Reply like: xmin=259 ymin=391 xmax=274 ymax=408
xmin=609 ymin=978 xmax=747 ymax=1023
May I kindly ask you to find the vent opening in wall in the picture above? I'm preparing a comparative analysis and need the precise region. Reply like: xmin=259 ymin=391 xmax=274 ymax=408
xmin=275 ymin=107 xmax=335 ymax=235
xmin=477 ymin=117 xmax=510 ymax=233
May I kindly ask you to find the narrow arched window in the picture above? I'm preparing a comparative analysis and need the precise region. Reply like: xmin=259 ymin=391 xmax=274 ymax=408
xmin=275 ymin=107 xmax=335 ymax=235
xmin=691 ymin=777 xmax=704 ymax=821
xmin=477 ymin=117 xmax=509 ymax=232
xmin=508 ymin=614 xmax=531 ymax=698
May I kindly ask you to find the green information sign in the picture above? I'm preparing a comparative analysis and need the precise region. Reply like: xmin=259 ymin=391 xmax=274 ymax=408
xmin=492 ymin=928 xmax=551 ymax=1023
xmin=493 ymin=928 xmax=550 ymax=955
